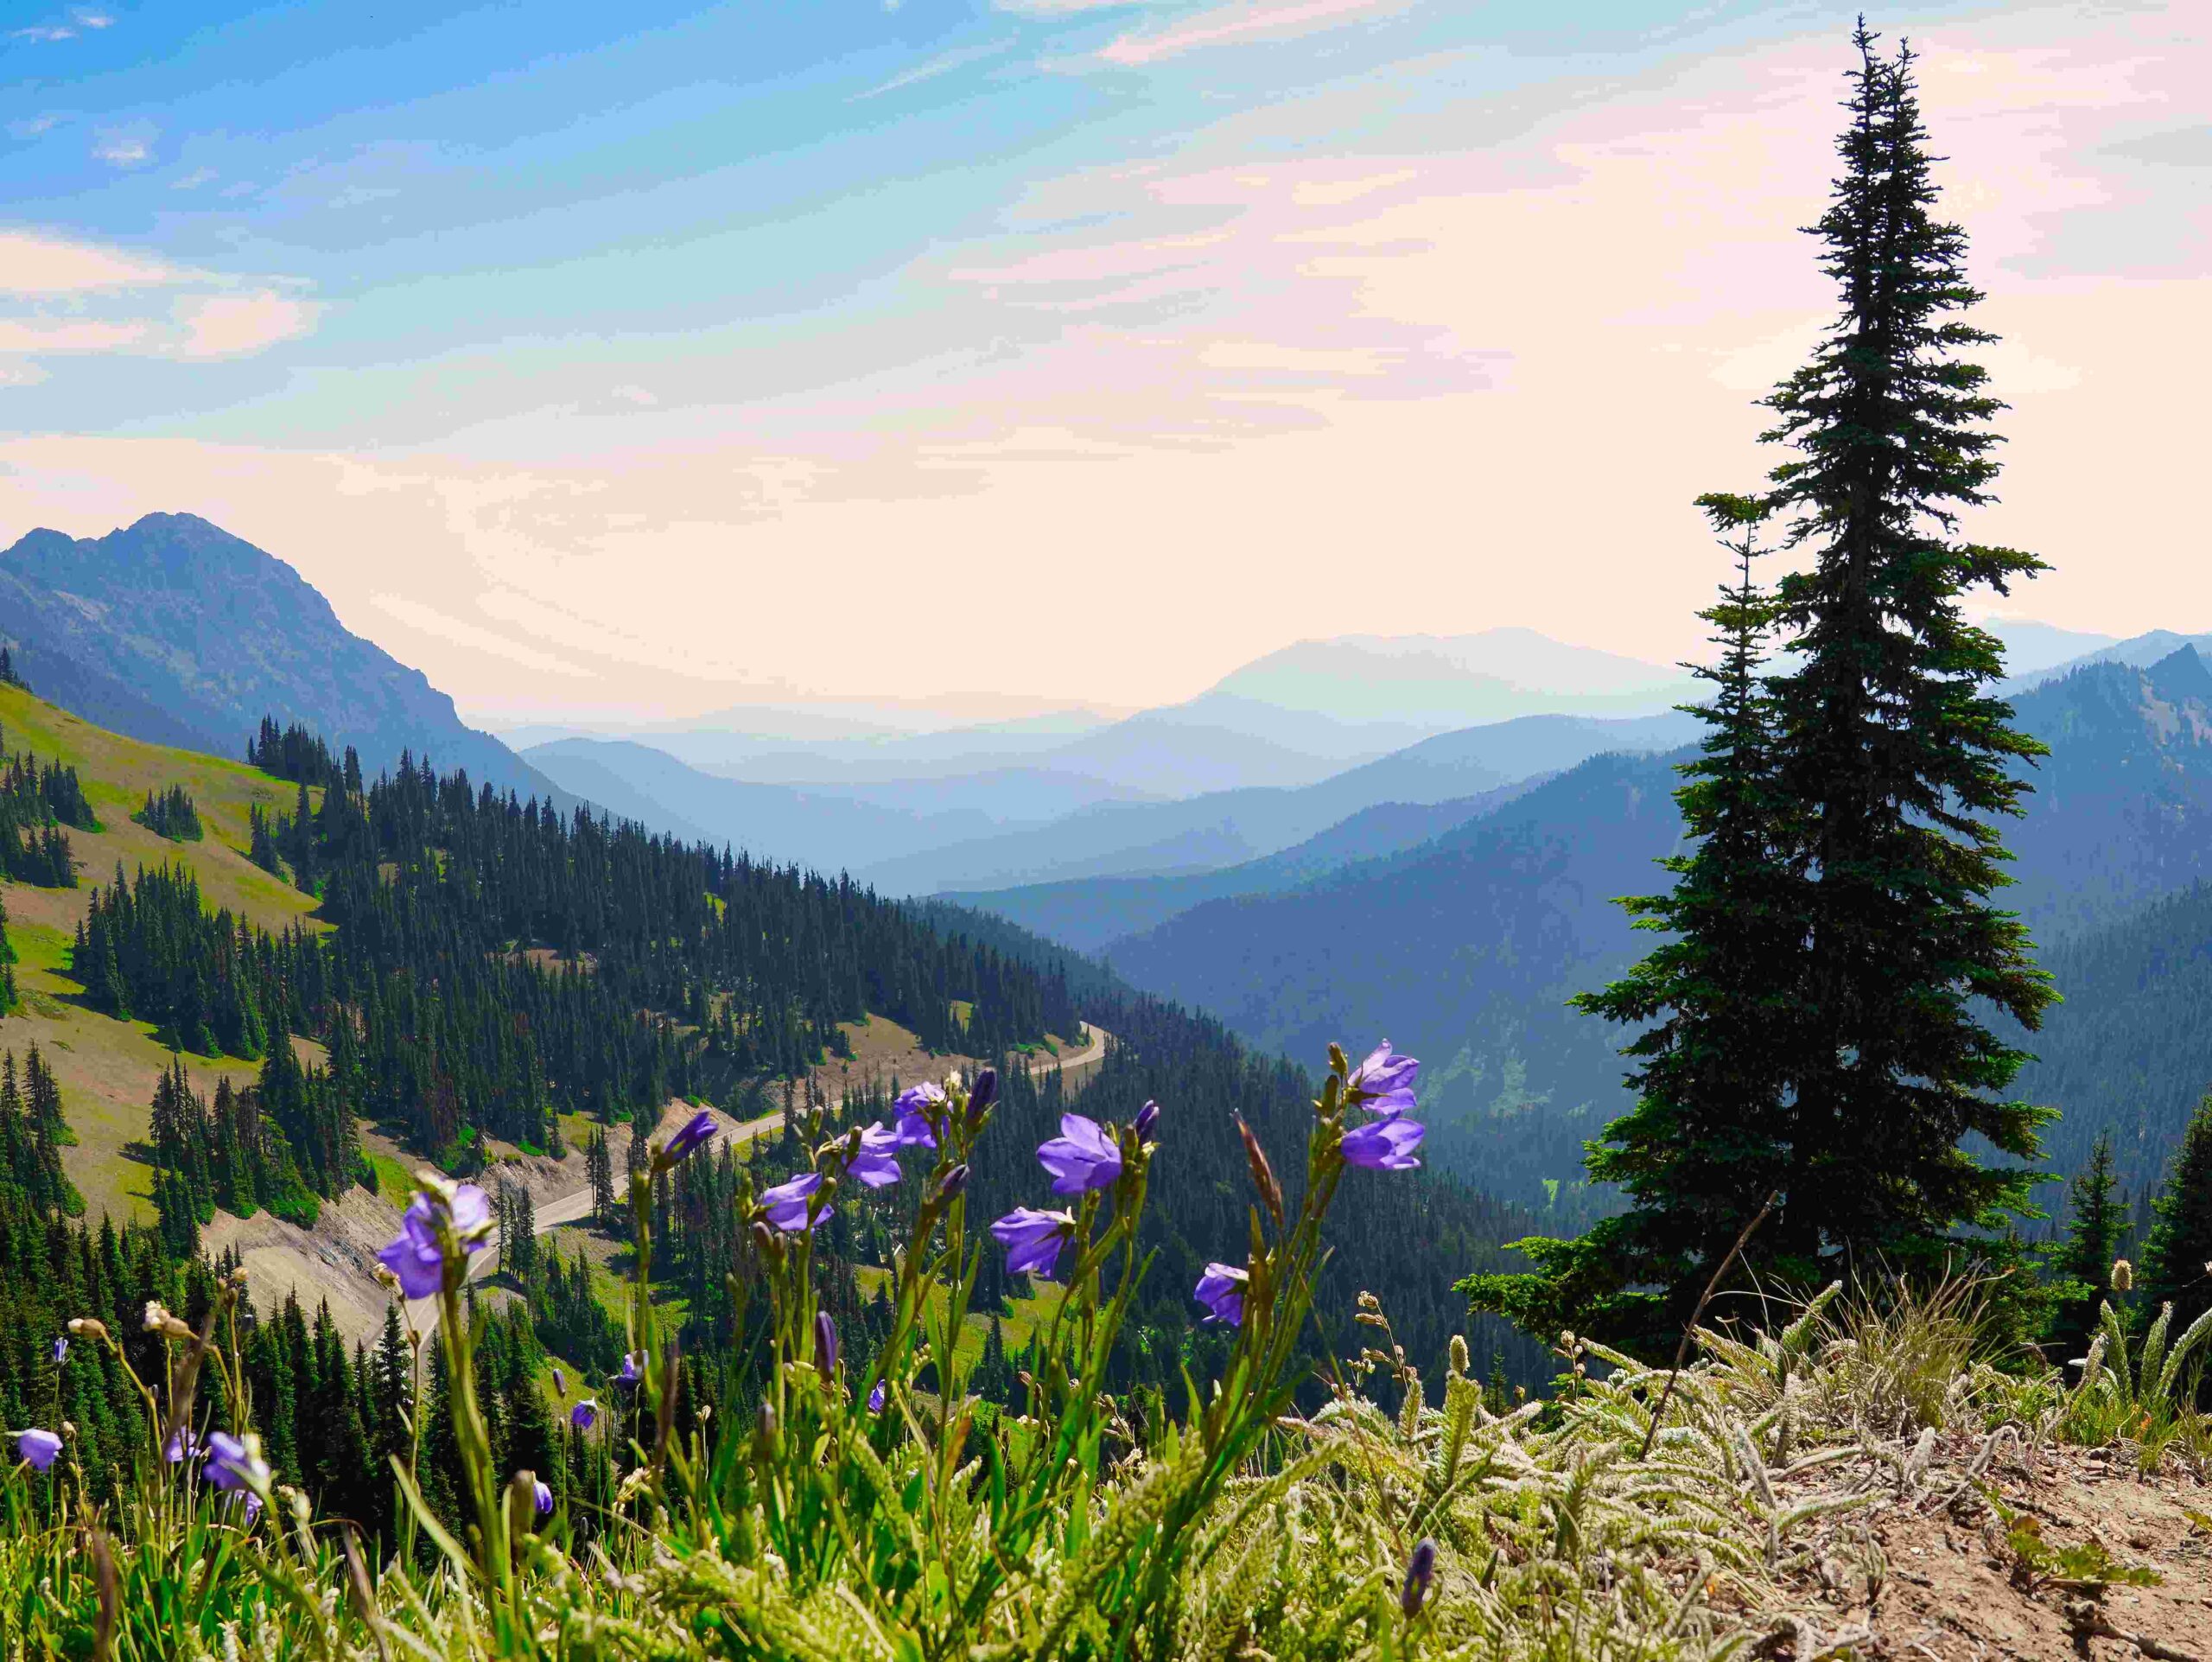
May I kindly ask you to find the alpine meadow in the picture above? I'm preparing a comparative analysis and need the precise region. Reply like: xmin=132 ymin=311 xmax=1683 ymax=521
xmin=3 ymin=9 xmax=2211 ymax=1662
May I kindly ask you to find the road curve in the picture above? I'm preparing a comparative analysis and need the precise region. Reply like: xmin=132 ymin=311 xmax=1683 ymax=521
xmin=408 ymin=1025 xmax=1109 ymax=1340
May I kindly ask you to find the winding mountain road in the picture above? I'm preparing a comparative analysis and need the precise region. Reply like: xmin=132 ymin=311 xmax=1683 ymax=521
xmin=410 ymin=1026 xmax=1109 ymax=1340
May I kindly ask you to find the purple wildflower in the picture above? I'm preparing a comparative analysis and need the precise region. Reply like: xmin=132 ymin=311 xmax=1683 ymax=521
xmin=1351 ymin=1041 xmax=1420 ymax=1116
xmin=164 ymin=1429 xmax=202 ymax=1464
xmin=16 ymin=1429 xmax=62 ymax=1471
xmin=849 ymin=1122 xmax=903 ymax=1189
xmin=1342 ymin=1117 xmax=1425 ymax=1171
xmin=619 ymin=1352 xmax=642 ymax=1386
xmin=551 ymin=1366 xmax=566 ymax=1396
xmin=1133 ymin=1100 xmax=1160 ymax=1143
xmin=1193 ymin=1262 xmax=1249 ymax=1327
xmin=935 ymin=1163 xmax=969 ymax=1203
xmin=761 ymin=1172 xmax=827 ymax=1233
xmin=664 ymin=1110 xmax=719 ymax=1165
xmin=205 ymin=1431 xmax=269 ymax=1493
xmin=242 ymin=1493 xmax=263 ymax=1525
xmin=892 ymin=1083 xmax=944 ymax=1148
xmin=867 ymin=1382 xmax=886 ymax=1415
xmin=815 ymin=1311 xmax=839 ymax=1375
xmin=376 ymin=1183 xmax=492 ymax=1300
xmin=1036 ymin=1114 xmax=1121 ymax=1196
xmin=1402 ymin=1537 xmax=1438 ymax=1618
xmin=51 ymin=1337 xmax=67 ymax=1364
xmin=534 ymin=1479 xmax=554 ymax=1516
xmin=571 ymin=1399 xmax=599 ymax=1431
xmin=991 ymin=1207 xmax=1077 ymax=1279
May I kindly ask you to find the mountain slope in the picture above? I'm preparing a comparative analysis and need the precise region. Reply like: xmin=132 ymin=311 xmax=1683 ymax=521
xmin=0 ymin=513 xmax=561 ymax=799
xmin=1103 ymin=649 xmax=2212 ymax=1208
xmin=521 ymin=736 xmax=1019 ymax=874
xmin=956 ymin=786 xmax=1526 ymax=953
xmin=0 ymin=679 xmax=327 ymax=1223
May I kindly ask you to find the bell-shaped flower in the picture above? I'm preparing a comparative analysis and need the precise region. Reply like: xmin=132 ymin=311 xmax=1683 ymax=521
xmin=761 ymin=1172 xmax=828 ymax=1233
xmin=849 ymin=1122 xmax=903 ymax=1188
xmin=991 ymin=1207 xmax=1077 ymax=1279
xmin=1193 ymin=1262 xmax=1249 ymax=1327
xmin=1342 ymin=1116 xmax=1424 ymax=1171
xmin=1036 ymin=1114 xmax=1121 ymax=1196
xmin=16 ymin=1429 xmax=62 ymax=1471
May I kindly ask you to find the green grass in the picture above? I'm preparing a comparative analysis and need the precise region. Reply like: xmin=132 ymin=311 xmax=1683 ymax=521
xmin=365 ymin=1150 xmax=416 ymax=1203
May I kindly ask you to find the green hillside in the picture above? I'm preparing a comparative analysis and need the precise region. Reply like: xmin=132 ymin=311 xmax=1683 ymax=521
xmin=0 ymin=680 xmax=322 ymax=1222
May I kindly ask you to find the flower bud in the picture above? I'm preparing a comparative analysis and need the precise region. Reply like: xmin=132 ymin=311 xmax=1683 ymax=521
xmin=967 ymin=1067 xmax=998 ymax=1124
xmin=2111 ymin=1259 xmax=2133 ymax=1293
xmin=68 ymin=1318 xmax=108 ymax=1340
xmin=1450 ymin=1335 xmax=1470 ymax=1376
xmin=1133 ymin=1100 xmax=1160 ymax=1143
xmin=1401 ymin=1538 xmax=1437 ymax=1619
xmin=814 ymin=1310 xmax=840 ymax=1377
xmin=935 ymin=1163 xmax=970 ymax=1204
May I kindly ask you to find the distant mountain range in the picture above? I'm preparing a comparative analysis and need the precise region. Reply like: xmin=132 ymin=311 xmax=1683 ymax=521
xmin=1092 ymin=648 xmax=2212 ymax=1207
xmin=0 ymin=513 xmax=561 ymax=800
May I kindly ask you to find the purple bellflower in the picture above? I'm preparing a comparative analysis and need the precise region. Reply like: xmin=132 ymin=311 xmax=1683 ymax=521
xmin=551 ymin=1367 xmax=566 ymax=1397
xmin=1193 ymin=1262 xmax=1249 ymax=1327
xmin=1350 ymin=1041 xmax=1420 ymax=1116
xmin=867 ymin=1382 xmax=886 ymax=1415
xmin=534 ymin=1479 xmax=554 ymax=1516
xmin=1342 ymin=1116 xmax=1425 ymax=1171
xmin=849 ymin=1122 xmax=904 ymax=1188
xmin=377 ymin=1182 xmax=492 ymax=1299
xmin=1133 ymin=1100 xmax=1160 ymax=1143
xmin=205 ymin=1431 xmax=270 ymax=1493
xmin=815 ymin=1311 xmax=839 ymax=1375
xmin=619 ymin=1352 xmax=642 ymax=1385
xmin=571 ymin=1399 xmax=599 ymax=1431
xmin=664 ymin=1110 xmax=718 ymax=1165
xmin=892 ymin=1083 xmax=944 ymax=1148
xmin=967 ymin=1067 xmax=998 ymax=1126
xmin=1402 ymin=1537 xmax=1438 ymax=1618
xmin=992 ymin=1207 xmax=1077 ymax=1279
xmin=1036 ymin=1114 xmax=1121 ymax=1196
xmin=761 ymin=1172 xmax=827 ymax=1233
xmin=16 ymin=1429 xmax=62 ymax=1471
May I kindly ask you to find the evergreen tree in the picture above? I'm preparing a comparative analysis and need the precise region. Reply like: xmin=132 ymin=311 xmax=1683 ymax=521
xmin=0 ymin=886 xmax=16 ymax=1016
xmin=2043 ymin=1131 xmax=2126 ymax=1363
xmin=2139 ymin=1092 xmax=2212 ymax=1341
xmin=1751 ymin=25 xmax=2054 ymax=1285
xmin=587 ymin=1129 xmax=616 ymax=1230
xmin=1465 ymin=494 xmax=1796 ymax=1349
xmin=1475 ymin=28 xmax=2055 ymax=1353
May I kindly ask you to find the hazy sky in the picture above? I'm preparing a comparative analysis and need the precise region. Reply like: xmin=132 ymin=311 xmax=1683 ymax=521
xmin=0 ymin=0 xmax=2202 ymax=721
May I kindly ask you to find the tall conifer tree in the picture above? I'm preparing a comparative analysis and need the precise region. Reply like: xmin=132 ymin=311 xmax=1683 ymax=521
xmin=2044 ymin=1132 xmax=2125 ymax=1363
xmin=1471 ymin=26 xmax=2053 ymax=1348
xmin=1754 ymin=24 xmax=2052 ymax=1281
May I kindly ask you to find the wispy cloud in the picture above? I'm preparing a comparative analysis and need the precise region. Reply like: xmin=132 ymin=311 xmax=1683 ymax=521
xmin=7 ymin=113 xmax=66 ymax=139
xmin=855 ymin=38 xmax=1018 ymax=100
xmin=91 ymin=123 xmax=156 ymax=168
xmin=172 ymin=290 xmax=322 ymax=360
xmin=0 ymin=231 xmax=194 ymax=295
xmin=171 ymin=168 xmax=219 ymax=191
xmin=12 ymin=24 xmax=75 ymax=42
xmin=1098 ymin=0 xmax=1411 ymax=67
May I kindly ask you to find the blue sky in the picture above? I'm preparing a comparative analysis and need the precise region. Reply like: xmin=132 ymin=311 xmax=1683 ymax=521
xmin=2 ymin=1 xmax=2204 ymax=718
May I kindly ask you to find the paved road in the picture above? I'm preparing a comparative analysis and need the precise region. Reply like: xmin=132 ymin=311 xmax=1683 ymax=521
xmin=410 ymin=1027 xmax=1109 ymax=1339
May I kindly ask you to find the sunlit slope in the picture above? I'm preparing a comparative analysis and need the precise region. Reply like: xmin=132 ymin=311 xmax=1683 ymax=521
xmin=0 ymin=680 xmax=325 ymax=1223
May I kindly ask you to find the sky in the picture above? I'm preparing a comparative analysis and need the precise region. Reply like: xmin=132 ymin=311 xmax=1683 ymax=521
xmin=0 ymin=0 xmax=2203 ymax=723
